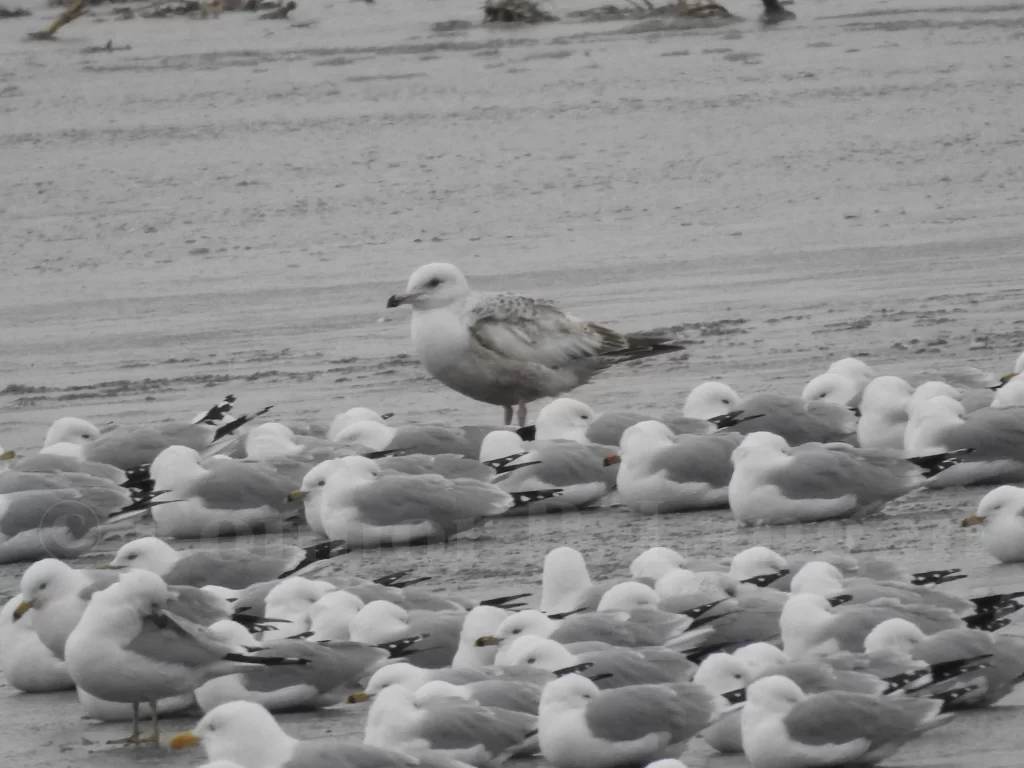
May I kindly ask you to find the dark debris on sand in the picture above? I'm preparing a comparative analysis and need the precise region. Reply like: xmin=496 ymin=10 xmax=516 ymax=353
xmin=483 ymin=0 xmax=557 ymax=24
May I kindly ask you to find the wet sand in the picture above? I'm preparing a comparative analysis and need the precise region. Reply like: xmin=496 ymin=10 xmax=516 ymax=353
xmin=3 ymin=0 xmax=1024 ymax=764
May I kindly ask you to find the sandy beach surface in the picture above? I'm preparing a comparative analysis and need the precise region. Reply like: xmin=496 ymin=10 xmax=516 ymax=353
xmin=3 ymin=0 xmax=1024 ymax=763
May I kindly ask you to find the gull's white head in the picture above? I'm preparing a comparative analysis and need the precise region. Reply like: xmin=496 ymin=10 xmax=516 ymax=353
xmin=18 ymin=558 xmax=83 ymax=611
xmin=454 ymin=604 xmax=509 ymax=667
xmin=479 ymin=430 xmax=526 ymax=463
xmin=992 ymin=379 xmax=1024 ymax=409
xmin=321 ymin=456 xmax=383 ymax=504
xmin=789 ymin=561 xmax=845 ymax=595
xmin=826 ymin=358 xmax=877 ymax=384
xmin=801 ymin=373 xmax=860 ymax=406
xmin=107 ymin=537 xmax=179 ymax=575
xmin=101 ymin=569 xmax=172 ymax=614
xmin=207 ymin=620 xmax=258 ymax=651
xmin=744 ymin=675 xmax=806 ymax=712
xmin=363 ymin=662 xmax=427 ymax=695
xmin=298 ymin=458 xmax=348 ymax=496
xmin=43 ymin=417 xmax=101 ymax=448
xmin=244 ymin=424 xmax=301 ymax=461
xmin=653 ymin=569 xmax=706 ymax=600
xmin=349 ymin=600 xmax=409 ymax=644
xmin=332 ymin=421 xmax=396 ymax=452
xmin=693 ymin=653 xmax=752 ymax=695
xmin=860 ymin=376 xmax=913 ymax=415
xmin=630 ymin=547 xmax=687 ymax=581
xmin=388 ymin=262 xmax=471 ymax=311
xmin=731 ymin=643 xmax=791 ymax=677
xmin=414 ymin=680 xmax=472 ymax=705
xmin=909 ymin=381 xmax=962 ymax=413
xmin=619 ymin=420 xmax=675 ymax=457
xmin=863 ymin=618 xmax=926 ymax=655
xmin=535 ymin=398 xmax=596 ymax=443
xmin=492 ymin=610 xmax=557 ymax=643
xmin=683 ymin=382 xmax=742 ymax=420
xmin=730 ymin=432 xmax=791 ymax=469
xmin=597 ymin=581 xmax=661 ymax=612
xmin=264 ymin=578 xmax=335 ymax=618
xmin=499 ymin=635 xmax=575 ymax=670
xmin=186 ymin=700 xmax=293 ymax=766
xmin=904 ymin=395 xmax=965 ymax=455
xmin=971 ymin=485 xmax=1024 ymax=525
xmin=729 ymin=546 xmax=788 ymax=582
xmin=539 ymin=673 xmax=599 ymax=715
xmin=307 ymin=590 xmax=365 ymax=641
xmin=540 ymin=546 xmax=591 ymax=614
xmin=328 ymin=408 xmax=388 ymax=443
xmin=151 ymin=445 xmax=205 ymax=489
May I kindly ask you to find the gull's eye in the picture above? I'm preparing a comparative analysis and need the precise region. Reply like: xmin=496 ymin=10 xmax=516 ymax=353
xmin=511 ymin=628 xmax=521 ymax=635
xmin=318 ymin=480 xmax=325 ymax=486
xmin=82 ymin=433 xmax=92 ymax=439
xmin=426 ymin=278 xmax=442 ymax=288
xmin=126 ymin=554 xmax=137 ymax=560
xmin=580 ymin=414 xmax=590 ymax=420
xmin=526 ymin=657 xmax=536 ymax=664
xmin=38 ymin=582 xmax=48 ymax=591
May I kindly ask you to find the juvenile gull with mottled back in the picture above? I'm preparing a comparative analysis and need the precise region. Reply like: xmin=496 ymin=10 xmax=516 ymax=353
xmin=386 ymin=263 xmax=684 ymax=426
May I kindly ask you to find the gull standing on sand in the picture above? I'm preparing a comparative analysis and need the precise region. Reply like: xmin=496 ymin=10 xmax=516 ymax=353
xmin=64 ymin=570 xmax=306 ymax=744
xmin=386 ymin=263 xmax=684 ymax=426
xmin=740 ymin=675 xmax=952 ymax=768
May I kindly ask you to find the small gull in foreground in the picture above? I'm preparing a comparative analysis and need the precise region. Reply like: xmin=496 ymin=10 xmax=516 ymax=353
xmin=0 ymin=593 xmax=73 ymax=693
xmin=537 ymin=673 xmax=716 ymax=768
xmin=740 ymin=675 xmax=952 ymax=768
xmin=386 ymin=262 xmax=683 ymax=426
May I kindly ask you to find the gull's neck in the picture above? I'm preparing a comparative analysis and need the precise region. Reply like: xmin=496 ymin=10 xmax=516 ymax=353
xmin=410 ymin=296 xmax=474 ymax=372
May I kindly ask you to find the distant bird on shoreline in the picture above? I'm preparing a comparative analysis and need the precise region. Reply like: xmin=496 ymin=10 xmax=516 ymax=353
xmin=761 ymin=0 xmax=795 ymax=24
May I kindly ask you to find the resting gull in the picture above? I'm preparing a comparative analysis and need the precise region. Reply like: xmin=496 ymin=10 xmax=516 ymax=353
xmin=104 ymin=536 xmax=349 ymax=589
xmin=614 ymin=421 xmax=739 ymax=513
xmin=728 ymin=432 xmax=928 ymax=526
xmin=386 ymin=262 xmax=683 ymax=426
xmin=905 ymin=395 xmax=1024 ymax=487
xmin=64 ymin=570 xmax=306 ymax=744
xmin=0 ymin=593 xmax=74 ymax=693
xmin=685 ymin=382 xmax=856 ymax=445
xmin=855 ymin=376 xmax=913 ymax=450
xmin=740 ymin=675 xmax=952 ymax=768
xmin=364 ymin=681 xmax=538 ymax=766
xmin=149 ymin=446 xmax=301 ymax=539
xmin=962 ymin=485 xmax=1024 ymax=563
xmin=317 ymin=456 xmax=514 ymax=547
xmin=537 ymin=674 xmax=716 ymax=768
xmin=328 ymin=407 xmax=394 ymax=442
xmin=170 ymin=699 xmax=473 ymax=767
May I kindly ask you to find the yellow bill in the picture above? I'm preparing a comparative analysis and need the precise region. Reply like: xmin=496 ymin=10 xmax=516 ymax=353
xmin=287 ymin=490 xmax=308 ymax=502
xmin=1000 ymin=371 xmax=1017 ymax=385
xmin=12 ymin=601 xmax=33 ymax=619
xmin=473 ymin=635 xmax=502 ymax=647
xmin=961 ymin=514 xmax=985 ymax=528
xmin=0 ymin=450 xmax=15 ymax=461
xmin=347 ymin=691 xmax=371 ymax=704
xmin=168 ymin=731 xmax=201 ymax=750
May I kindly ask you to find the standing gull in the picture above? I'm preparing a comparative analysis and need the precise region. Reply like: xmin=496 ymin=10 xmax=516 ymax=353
xmin=386 ymin=263 xmax=684 ymax=426
xmin=64 ymin=570 xmax=306 ymax=744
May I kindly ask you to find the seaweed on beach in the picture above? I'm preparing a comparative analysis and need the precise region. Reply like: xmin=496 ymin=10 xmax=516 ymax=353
xmin=569 ymin=0 xmax=731 ymax=21
xmin=483 ymin=0 xmax=557 ymax=23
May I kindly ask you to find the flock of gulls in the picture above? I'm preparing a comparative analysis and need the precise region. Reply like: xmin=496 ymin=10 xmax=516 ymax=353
xmin=3 ymin=262 xmax=1024 ymax=767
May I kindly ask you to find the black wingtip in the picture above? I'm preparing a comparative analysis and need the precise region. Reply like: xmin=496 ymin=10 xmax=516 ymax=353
xmin=827 ymin=594 xmax=854 ymax=607
xmin=739 ymin=570 xmax=788 ymax=588
xmin=553 ymin=662 xmax=594 ymax=677
xmin=510 ymin=488 xmax=563 ymax=506
xmin=708 ymin=410 xmax=765 ymax=429
xmin=929 ymin=654 xmax=994 ymax=683
xmin=515 ymin=425 xmax=537 ymax=442
xmin=931 ymin=683 xmax=980 ymax=712
xmin=213 ymin=405 xmax=274 ymax=441
xmin=910 ymin=568 xmax=965 ymax=586
xmin=377 ymin=634 xmax=429 ymax=658
xmin=722 ymin=687 xmax=747 ymax=704
xmin=969 ymin=592 xmax=1024 ymax=611
xmin=547 ymin=607 xmax=588 ymax=620
xmin=909 ymin=448 xmax=975 ymax=477
xmin=279 ymin=540 xmax=350 ymax=579
xmin=225 ymin=652 xmax=309 ymax=667
xmin=682 ymin=598 xmax=727 ymax=621
xmin=881 ymin=668 xmax=930 ymax=694
xmin=196 ymin=394 xmax=237 ymax=425
xmin=480 ymin=592 xmax=532 ymax=609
